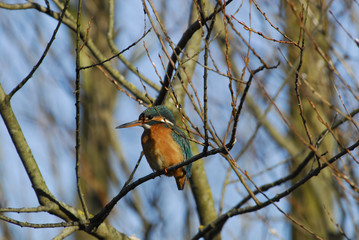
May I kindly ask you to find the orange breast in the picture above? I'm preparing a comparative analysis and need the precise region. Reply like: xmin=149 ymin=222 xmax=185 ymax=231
xmin=141 ymin=124 xmax=185 ymax=177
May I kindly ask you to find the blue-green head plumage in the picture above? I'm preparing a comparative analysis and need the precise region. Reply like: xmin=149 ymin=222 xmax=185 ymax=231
xmin=139 ymin=105 xmax=176 ymax=124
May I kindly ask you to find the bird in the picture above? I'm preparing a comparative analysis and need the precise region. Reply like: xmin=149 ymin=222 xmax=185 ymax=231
xmin=116 ymin=105 xmax=192 ymax=190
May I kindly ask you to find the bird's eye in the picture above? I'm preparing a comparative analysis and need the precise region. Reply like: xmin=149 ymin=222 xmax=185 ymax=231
xmin=139 ymin=113 xmax=144 ymax=120
xmin=147 ymin=115 xmax=153 ymax=120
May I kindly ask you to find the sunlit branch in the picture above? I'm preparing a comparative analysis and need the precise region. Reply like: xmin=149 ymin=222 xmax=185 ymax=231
xmin=154 ymin=0 xmax=234 ymax=105
xmin=86 ymin=144 xmax=230 ymax=232
xmin=75 ymin=0 xmax=89 ymax=220
xmin=53 ymin=226 xmax=80 ymax=240
xmin=7 ymin=0 xmax=69 ymax=99
xmin=2 ymin=0 xmax=152 ymax=104
xmin=0 ymin=215 xmax=81 ymax=229
xmin=193 ymin=139 xmax=359 ymax=239
xmin=0 ymin=206 xmax=53 ymax=213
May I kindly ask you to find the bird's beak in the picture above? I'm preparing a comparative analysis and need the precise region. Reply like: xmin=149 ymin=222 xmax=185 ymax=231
xmin=116 ymin=120 xmax=143 ymax=129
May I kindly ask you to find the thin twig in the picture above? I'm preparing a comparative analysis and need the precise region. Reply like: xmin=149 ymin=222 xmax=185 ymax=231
xmin=86 ymin=144 xmax=231 ymax=232
xmin=251 ymin=0 xmax=300 ymax=47
xmin=154 ymin=0 xmax=234 ymax=105
xmin=80 ymin=28 xmax=151 ymax=70
xmin=0 ymin=215 xmax=82 ymax=229
xmin=329 ymin=10 xmax=359 ymax=47
xmin=52 ymin=226 xmax=80 ymax=240
xmin=294 ymin=3 xmax=313 ymax=145
xmin=202 ymin=7 xmax=216 ymax=153
xmin=75 ymin=0 xmax=89 ymax=220
xmin=0 ymin=206 xmax=53 ymax=213
xmin=192 ymin=139 xmax=359 ymax=239
xmin=229 ymin=63 xmax=280 ymax=148
xmin=8 ymin=1 xmax=69 ymax=99
xmin=234 ymin=107 xmax=359 ymax=209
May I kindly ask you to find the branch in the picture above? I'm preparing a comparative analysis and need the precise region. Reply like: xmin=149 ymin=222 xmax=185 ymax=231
xmin=228 ymin=63 xmax=280 ymax=149
xmin=192 ymin=139 xmax=359 ymax=239
xmin=52 ymin=226 xmax=79 ymax=240
xmin=86 ymin=144 xmax=229 ymax=232
xmin=0 ymin=206 xmax=53 ymax=213
xmin=0 ymin=84 xmax=56 ymax=208
xmin=234 ymin=107 xmax=359 ymax=209
xmin=0 ymin=1 xmax=152 ymax=104
xmin=0 ymin=2 xmax=57 ymax=12
xmin=7 ymin=0 xmax=69 ymax=99
xmin=154 ymin=0 xmax=234 ymax=105
xmin=0 ymin=215 xmax=80 ymax=229
xmin=0 ymin=78 xmax=131 ymax=239
xmin=80 ymin=28 xmax=152 ymax=70
xmin=75 ymin=0 xmax=89 ymax=220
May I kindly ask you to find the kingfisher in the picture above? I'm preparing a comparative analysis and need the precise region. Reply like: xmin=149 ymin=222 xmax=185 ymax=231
xmin=116 ymin=105 xmax=192 ymax=190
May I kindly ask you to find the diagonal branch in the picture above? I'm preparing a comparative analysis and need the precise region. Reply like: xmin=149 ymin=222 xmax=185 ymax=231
xmin=86 ymin=144 xmax=229 ymax=232
xmin=0 ymin=83 xmax=55 ymax=208
xmin=7 ymin=0 xmax=69 ymax=99
xmin=192 ymin=139 xmax=359 ymax=239
xmin=0 ymin=1 xmax=151 ymax=104
xmin=154 ymin=0 xmax=234 ymax=105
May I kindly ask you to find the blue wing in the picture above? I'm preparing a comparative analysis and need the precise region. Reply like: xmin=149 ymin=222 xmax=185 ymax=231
xmin=171 ymin=126 xmax=192 ymax=179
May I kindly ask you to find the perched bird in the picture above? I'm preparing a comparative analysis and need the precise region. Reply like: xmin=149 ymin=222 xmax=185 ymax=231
xmin=116 ymin=105 xmax=192 ymax=190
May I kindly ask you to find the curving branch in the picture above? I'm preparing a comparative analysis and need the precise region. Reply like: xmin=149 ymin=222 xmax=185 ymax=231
xmin=0 ymin=1 xmax=151 ymax=104
xmin=0 ymin=81 xmax=131 ymax=239
xmin=7 ymin=0 xmax=68 ymax=99
xmin=86 ymin=144 xmax=228 ymax=232
xmin=192 ymin=139 xmax=359 ymax=239
xmin=154 ymin=0 xmax=233 ymax=105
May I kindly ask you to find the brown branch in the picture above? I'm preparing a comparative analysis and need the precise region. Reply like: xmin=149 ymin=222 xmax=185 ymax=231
xmin=192 ymin=139 xmax=359 ymax=239
xmin=7 ymin=1 xmax=69 ymax=99
xmin=75 ymin=0 xmax=89 ymax=220
xmin=85 ymin=144 xmax=229 ymax=232
xmin=284 ymin=0 xmax=359 ymax=102
xmin=0 ymin=85 xmax=59 ymax=213
xmin=0 ymin=215 xmax=81 ymax=229
xmin=228 ymin=63 xmax=280 ymax=149
xmin=202 ymin=5 xmax=217 ymax=152
xmin=0 ymin=38 xmax=131 ymax=240
xmin=231 ymin=15 xmax=300 ymax=47
xmin=252 ymin=0 xmax=300 ymax=47
xmin=0 ymin=206 xmax=53 ymax=213
xmin=0 ymin=2 xmax=57 ymax=13
xmin=1 ymin=1 xmax=151 ymax=104
xmin=294 ymin=5 xmax=313 ymax=145
xmin=79 ymin=28 xmax=152 ymax=70
xmin=53 ymin=226 xmax=80 ymax=240
xmin=233 ymin=107 xmax=359 ymax=208
xmin=329 ymin=9 xmax=359 ymax=48
xmin=191 ymin=107 xmax=359 ymax=238
xmin=154 ymin=0 xmax=234 ymax=105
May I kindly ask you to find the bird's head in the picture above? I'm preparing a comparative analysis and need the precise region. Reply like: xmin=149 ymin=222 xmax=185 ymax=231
xmin=116 ymin=105 xmax=176 ymax=130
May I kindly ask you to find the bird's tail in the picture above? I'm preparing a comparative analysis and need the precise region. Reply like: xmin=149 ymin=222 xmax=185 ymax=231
xmin=175 ymin=176 xmax=186 ymax=190
xmin=174 ymin=167 xmax=191 ymax=190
